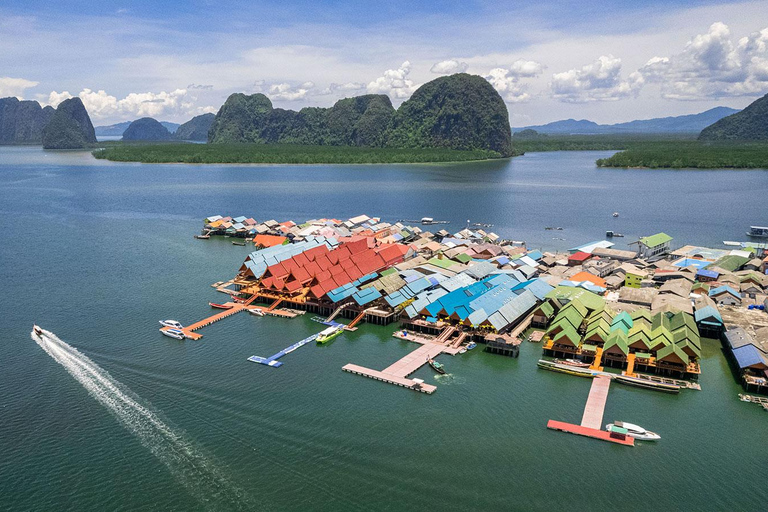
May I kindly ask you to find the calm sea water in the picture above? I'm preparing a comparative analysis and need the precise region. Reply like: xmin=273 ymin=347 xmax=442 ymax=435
xmin=1 ymin=146 xmax=767 ymax=511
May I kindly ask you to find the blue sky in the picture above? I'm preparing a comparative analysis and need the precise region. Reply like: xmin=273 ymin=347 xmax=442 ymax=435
xmin=2 ymin=0 xmax=767 ymax=125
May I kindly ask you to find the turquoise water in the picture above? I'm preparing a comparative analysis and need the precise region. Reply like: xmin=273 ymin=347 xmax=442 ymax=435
xmin=1 ymin=147 xmax=767 ymax=511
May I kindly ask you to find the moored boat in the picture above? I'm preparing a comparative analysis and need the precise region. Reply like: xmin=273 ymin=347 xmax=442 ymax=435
xmin=615 ymin=374 xmax=680 ymax=393
xmin=537 ymin=359 xmax=596 ymax=378
xmin=316 ymin=325 xmax=343 ymax=344
xmin=194 ymin=234 xmax=210 ymax=239
xmin=554 ymin=358 xmax=590 ymax=368
xmin=159 ymin=319 xmax=184 ymax=329
xmin=466 ymin=341 xmax=477 ymax=350
xmin=605 ymin=421 xmax=660 ymax=441
xmin=232 ymin=241 xmax=247 ymax=246
xmin=248 ymin=308 xmax=265 ymax=316
xmin=746 ymin=226 xmax=768 ymax=238
xmin=209 ymin=302 xmax=233 ymax=309
xmin=160 ymin=328 xmax=185 ymax=340
xmin=428 ymin=359 xmax=446 ymax=374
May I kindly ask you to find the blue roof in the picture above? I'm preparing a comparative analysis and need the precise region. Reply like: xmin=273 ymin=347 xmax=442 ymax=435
xmin=696 ymin=269 xmax=719 ymax=278
xmin=710 ymin=285 xmax=740 ymax=297
xmin=732 ymin=344 xmax=767 ymax=369
xmin=352 ymin=287 xmax=382 ymax=306
xmin=526 ymin=250 xmax=543 ymax=261
xmin=674 ymin=258 xmax=710 ymax=269
xmin=694 ymin=305 xmax=723 ymax=324
xmin=327 ymin=283 xmax=357 ymax=303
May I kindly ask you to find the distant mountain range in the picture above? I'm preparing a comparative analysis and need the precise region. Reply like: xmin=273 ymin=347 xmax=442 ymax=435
xmin=513 ymin=107 xmax=740 ymax=135
xmin=699 ymin=93 xmax=768 ymax=141
xmin=95 ymin=121 xmax=180 ymax=136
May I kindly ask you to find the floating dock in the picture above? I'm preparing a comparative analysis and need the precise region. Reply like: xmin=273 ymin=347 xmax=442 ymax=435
xmin=547 ymin=376 xmax=634 ymax=446
xmin=248 ymin=333 xmax=320 ymax=367
xmin=343 ymin=330 xmax=462 ymax=393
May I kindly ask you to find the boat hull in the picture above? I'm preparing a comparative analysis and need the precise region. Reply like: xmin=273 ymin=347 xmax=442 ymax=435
xmin=209 ymin=303 xmax=233 ymax=310
xmin=537 ymin=359 xmax=597 ymax=378
xmin=615 ymin=375 xmax=680 ymax=393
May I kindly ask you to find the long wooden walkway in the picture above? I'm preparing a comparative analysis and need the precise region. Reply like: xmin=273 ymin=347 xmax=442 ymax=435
xmin=581 ymin=376 xmax=611 ymax=429
xmin=159 ymin=294 xmax=262 ymax=340
xmin=547 ymin=375 xmax=634 ymax=446
xmin=343 ymin=340 xmax=453 ymax=394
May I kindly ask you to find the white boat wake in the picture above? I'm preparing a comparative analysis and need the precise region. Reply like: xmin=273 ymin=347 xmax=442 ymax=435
xmin=32 ymin=327 xmax=253 ymax=510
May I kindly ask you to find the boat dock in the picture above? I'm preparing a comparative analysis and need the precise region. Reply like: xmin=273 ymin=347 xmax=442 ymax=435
xmin=248 ymin=333 xmax=321 ymax=367
xmin=547 ymin=376 xmax=634 ymax=446
xmin=343 ymin=327 xmax=462 ymax=393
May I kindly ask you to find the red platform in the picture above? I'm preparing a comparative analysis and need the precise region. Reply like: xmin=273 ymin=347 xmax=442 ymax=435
xmin=546 ymin=420 xmax=635 ymax=446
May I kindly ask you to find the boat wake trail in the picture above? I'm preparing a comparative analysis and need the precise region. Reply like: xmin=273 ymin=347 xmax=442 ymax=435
xmin=32 ymin=328 xmax=254 ymax=511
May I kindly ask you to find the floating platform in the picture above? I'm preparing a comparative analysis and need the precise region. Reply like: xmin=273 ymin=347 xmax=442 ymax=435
xmin=343 ymin=342 xmax=449 ymax=393
xmin=548 ymin=375 xmax=634 ymax=446
xmin=247 ymin=333 xmax=320 ymax=367
xmin=546 ymin=420 xmax=634 ymax=446
xmin=342 ymin=364 xmax=437 ymax=394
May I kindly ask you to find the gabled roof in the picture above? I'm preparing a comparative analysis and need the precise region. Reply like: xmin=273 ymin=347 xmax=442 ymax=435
xmin=604 ymin=330 xmax=629 ymax=355
xmin=552 ymin=325 xmax=581 ymax=347
xmin=709 ymin=285 xmax=740 ymax=298
xmin=638 ymin=233 xmax=672 ymax=248
xmin=694 ymin=305 xmax=723 ymax=325
xmin=656 ymin=343 xmax=689 ymax=365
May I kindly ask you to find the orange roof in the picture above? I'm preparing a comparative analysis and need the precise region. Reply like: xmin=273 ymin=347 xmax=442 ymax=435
xmin=571 ymin=271 xmax=606 ymax=288
xmin=252 ymin=234 xmax=287 ymax=248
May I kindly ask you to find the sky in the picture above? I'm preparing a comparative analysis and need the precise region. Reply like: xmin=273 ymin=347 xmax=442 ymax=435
xmin=2 ymin=0 xmax=768 ymax=126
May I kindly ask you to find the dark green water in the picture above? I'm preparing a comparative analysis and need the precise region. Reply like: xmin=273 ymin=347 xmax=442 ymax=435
xmin=1 ymin=147 xmax=767 ymax=511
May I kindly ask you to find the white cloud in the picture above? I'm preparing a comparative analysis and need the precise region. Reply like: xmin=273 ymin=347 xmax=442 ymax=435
xmin=187 ymin=83 xmax=213 ymax=90
xmin=367 ymin=61 xmax=418 ymax=100
xmin=551 ymin=55 xmax=643 ymax=102
xmin=0 ymin=76 xmax=39 ymax=98
xmin=484 ymin=68 xmax=531 ymax=103
xmin=430 ymin=59 xmax=468 ymax=74
xmin=640 ymin=23 xmax=768 ymax=99
xmin=483 ymin=60 xmax=543 ymax=103
xmin=252 ymin=80 xmax=316 ymax=101
xmin=314 ymin=82 xmax=366 ymax=96
xmin=508 ymin=59 xmax=544 ymax=78
xmin=45 ymin=88 xmax=215 ymax=120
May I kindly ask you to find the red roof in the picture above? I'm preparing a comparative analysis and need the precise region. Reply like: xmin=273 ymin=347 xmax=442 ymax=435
xmin=568 ymin=251 xmax=592 ymax=262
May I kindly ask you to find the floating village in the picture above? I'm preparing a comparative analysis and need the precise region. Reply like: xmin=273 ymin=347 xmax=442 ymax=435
xmin=159 ymin=214 xmax=768 ymax=446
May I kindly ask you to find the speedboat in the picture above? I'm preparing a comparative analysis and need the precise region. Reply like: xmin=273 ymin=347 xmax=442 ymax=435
xmin=159 ymin=320 xmax=184 ymax=329
xmin=160 ymin=328 xmax=185 ymax=340
xmin=316 ymin=325 xmax=343 ymax=344
xmin=605 ymin=421 xmax=660 ymax=441
xmin=33 ymin=324 xmax=44 ymax=337
xmin=428 ymin=359 xmax=446 ymax=374
xmin=466 ymin=341 xmax=477 ymax=350
xmin=209 ymin=302 xmax=233 ymax=309
xmin=612 ymin=212 xmax=619 ymax=217
xmin=248 ymin=308 xmax=265 ymax=316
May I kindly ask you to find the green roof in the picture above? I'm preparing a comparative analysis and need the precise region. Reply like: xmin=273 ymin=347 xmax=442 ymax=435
xmin=545 ymin=286 xmax=605 ymax=312
xmin=581 ymin=344 xmax=598 ymax=353
xmin=559 ymin=299 xmax=588 ymax=319
xmin=712 ymin=254 xmax=749 ymax=272
xmin=628 ymin=326 xmax=652 ymax=350
xmin=552 ymin=326 xmax=581 ymax=347
xmin=536 ymin=301 xmax=555 ymax=318
xmin=549 ymin=309 xmax=584 ymax=331
xmin=380 ymin=268 xmax=397 ymax=276
xmin=675 ymin=339 xmax=701 ymax=358
xmin=629 ymin=309 xmax=652 ymax=322
xmin=639 ymin=232 xmax=672 ymax=248
xmin=604 ymin=330 xmax=629 ymax=355
xmin=635 ymin=352 xmax=652 ymax=359
xmin=587 ymin=310 xmax=613 ymax=327
xmin=656 ymin=343 xmax=690 ymax=365
xmin=453 ymin=253 xmax=472 ymax=264
xmin=610 ymin=311 xmax=633 ymax=334
xmin=584 ymin=322 xmax=611 ymax=342
xmin=651 ymin=312 xmax=672 ymax=331
xmin=427 ymin=256 xmax=458 ymax=269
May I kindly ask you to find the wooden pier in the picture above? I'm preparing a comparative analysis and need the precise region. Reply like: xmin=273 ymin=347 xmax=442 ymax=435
xmin=547 ymin=375 xmax=634 ymax=446
xmin=343 ymin=337 xmax=459 ymax=393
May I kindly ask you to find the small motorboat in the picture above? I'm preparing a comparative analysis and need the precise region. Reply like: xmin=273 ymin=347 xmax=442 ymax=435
xmin=248 ymin=308 xmax=265 ymax=317
xmin=466 ymin=341 xmax=477 ymax=350
xmin=458 ymin=348 xmax=467 ymax=354
xmin=428 ymin=359 xmax=446 ymax=374
xmin=159 ymin=320 xmax=184 ymax=329
xmin=33 ymin=325 xmax=44 ymax=337
xmin=316 ymin=325 xmax=343 ymax=344
xmin=605 ymin=421 xmax=660 ymax=441
xmin=194 ymin=234 xmax=210 ymax=239
xmin=612 ymin=212 xmax=619 ymax=217
xmin=209 ymin=302 xmax=233 ymax=309
xmin=232 ymin=241 xmax=247 ymax=246
xmin=160 ymin=328 xmax=185 ymax=340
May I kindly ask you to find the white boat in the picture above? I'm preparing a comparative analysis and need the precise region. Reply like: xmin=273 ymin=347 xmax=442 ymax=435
xmin=612 ymin=212 xmax=619 ymax=217
xmin=248 ymin=308 xmax=265 ymax=316
xmin=33 ymin=324 xmax=44 ymax=337
xmin=606 ymin=421 xmax=660 ymax=441
xmin=466 ymin=342 xmax=477 ymax=350
xmin=159 ymin=320 xmax=183 ymax=329
xmin=160 ymin=328 xmax=185 ymax=340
